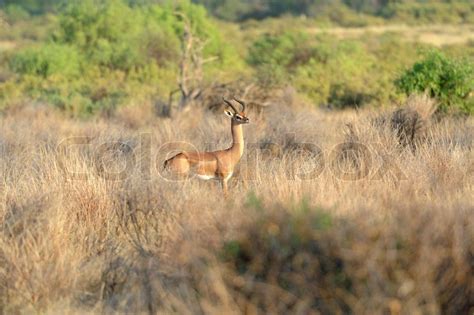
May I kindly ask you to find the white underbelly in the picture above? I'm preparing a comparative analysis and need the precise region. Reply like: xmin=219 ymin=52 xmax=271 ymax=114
xmin=195 ymin=172 xmax=233 ymax=181
xmin=196 ymin=174 xmax=215 ymax=180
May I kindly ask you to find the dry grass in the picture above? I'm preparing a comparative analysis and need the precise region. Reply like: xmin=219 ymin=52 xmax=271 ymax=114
xmin=307 ymin=24 xmax=474 ymax=46
xmin=0 ymin=41 xmax=15 ymax=53
xmin=0 ymin=98 xmax=473 ymax=314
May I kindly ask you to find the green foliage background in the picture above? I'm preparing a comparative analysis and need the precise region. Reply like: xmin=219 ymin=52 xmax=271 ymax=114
xmin=396 ymin=50 xmax=474 ymax=114
xmin=0 ymin=0 xmax=473 ymax=115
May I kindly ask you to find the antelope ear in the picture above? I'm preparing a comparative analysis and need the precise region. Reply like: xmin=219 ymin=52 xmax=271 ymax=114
xmin=224 ymin=110 xmax=234 ymax=118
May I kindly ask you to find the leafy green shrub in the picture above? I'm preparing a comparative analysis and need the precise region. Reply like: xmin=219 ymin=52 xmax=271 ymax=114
xmin=3 ymin=0 xmax=239 ymax=116
xmin=321 ymin=40 xmax=378 ymax=108
xmin=6 ymin=0 xmax=228 ymax=80
xmin=395 ymin=50 xmax=474 ymax=114
xmin=247 ymin=32 xmax=314 ymax=86
xmin=53 ymin=0 xmax=226 ymax=71
xmin=9 ymin=43 xmax=82 ymax=78
xmin=307 ymin=34 xmax=424 ymax=108
xmin=4 ymin=4 xmax=30 ymax=23
xmin=54 ymin=0 xmax=152 ymax=70
xmin=250 ymin=33 xmax=384 ymax=108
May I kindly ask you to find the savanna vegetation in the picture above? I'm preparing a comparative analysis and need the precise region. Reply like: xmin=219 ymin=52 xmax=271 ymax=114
xmin=0 ymin=0 xmax=473 ymax=314
xmin=1 ymin=0 xmax=473 ymax=115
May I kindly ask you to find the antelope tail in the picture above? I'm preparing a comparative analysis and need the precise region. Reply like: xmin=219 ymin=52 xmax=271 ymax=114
xmin=163 ymin=153 xmax=183 ymax=170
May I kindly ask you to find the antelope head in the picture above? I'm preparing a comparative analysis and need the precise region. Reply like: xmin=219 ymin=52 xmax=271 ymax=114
xmin=223 ymin=97 xmax=250 ymax=125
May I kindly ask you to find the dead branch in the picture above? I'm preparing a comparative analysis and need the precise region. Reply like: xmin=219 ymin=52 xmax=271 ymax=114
xmin=166 ymin=11 xmax=217 ymax=117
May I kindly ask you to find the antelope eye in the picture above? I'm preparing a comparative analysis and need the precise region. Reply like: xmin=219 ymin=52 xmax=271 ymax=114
xmin=235 ymin=114 xmax=243 ymax=120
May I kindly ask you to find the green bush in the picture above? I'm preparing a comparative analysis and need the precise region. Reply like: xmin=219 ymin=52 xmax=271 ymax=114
xmin=9 ymin=43 xmax=82 ymax=78
xmin=53 ymin=0 xmax=227 ymax=71
xmin=395 ymin=50 xmax=474 ymax=114
xmin=247 ymin=32 xmax=314 ymax=86
xmin=4 ymin=4 xmax=30 ymax=23
xmin=55 ymin=0 xmax=157 ymax=70
xmin=248 ymin=32 xmax=390 ymax=108
xmin=3 ymin=0 xmax=239 ymax=116
xmin=317 ymin=39 xmax=378 ymax=108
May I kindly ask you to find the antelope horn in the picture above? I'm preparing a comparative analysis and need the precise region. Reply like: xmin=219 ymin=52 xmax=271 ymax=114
xmin=223 ymin=97 xmax=238 ymax=113
xmin=233 ymin=98 xmax=246 ymax=112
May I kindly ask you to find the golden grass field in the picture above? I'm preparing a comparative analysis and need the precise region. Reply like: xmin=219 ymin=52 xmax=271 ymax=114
xmin=0 ymin=95 xmax=473 ymax=314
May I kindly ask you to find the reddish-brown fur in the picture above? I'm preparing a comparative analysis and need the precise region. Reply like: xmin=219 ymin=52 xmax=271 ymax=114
xmin=163 ymin=99 xmax=249 ymax=195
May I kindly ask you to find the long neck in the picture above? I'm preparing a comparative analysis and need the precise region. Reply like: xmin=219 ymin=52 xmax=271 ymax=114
xmin=230 ymin=120 xmax=244 ymax=159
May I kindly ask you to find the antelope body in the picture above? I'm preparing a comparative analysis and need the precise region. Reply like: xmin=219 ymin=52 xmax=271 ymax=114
xmin=163 ymin=98 xmax=250 ymax=195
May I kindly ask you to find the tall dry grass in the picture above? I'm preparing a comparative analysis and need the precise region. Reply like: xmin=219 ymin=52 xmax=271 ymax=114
xmin=0 ymin=97 xmax=472 ymax=314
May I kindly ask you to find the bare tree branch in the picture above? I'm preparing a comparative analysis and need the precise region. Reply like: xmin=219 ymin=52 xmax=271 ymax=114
xmin=166 ymin=11 xmax=218 ymax=116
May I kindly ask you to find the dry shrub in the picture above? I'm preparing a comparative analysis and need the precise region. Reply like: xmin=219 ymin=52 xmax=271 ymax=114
xmin=331 ymin=123 xmax=372 ymax=180
xmin=390 ymin=94 xmax=437 ymax=149
xmin=341 ymin=202 xmax=473 ymax=315
xmin=164 ymin=80 xmax=304 ymax=119
xmin=257 ymin=106 xmax=325 ymax=159
xmin=219 ymin=206 xmax=350 ymax=314
xmin=104 ymin=170 xmax=471 ymax=314
xmin=114 ymin=102 xmax=156 ymax=129
xmin=200 ymin=80 xmax=276 ymax=113
xmin=168 ymin=199 xmax=472 ymax=314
